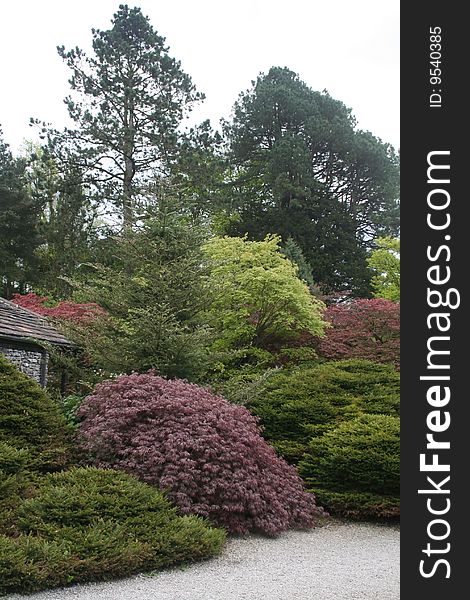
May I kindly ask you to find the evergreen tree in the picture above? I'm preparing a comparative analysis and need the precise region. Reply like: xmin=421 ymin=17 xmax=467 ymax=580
xmin=66 ymin=207 xmax=211 ymax=380
xmin=0 ymin=129 xmax=41 ymax=298
xmin=170 ymin=120 xmax=228 ymax=222
xmin=223 ymin=67 xmax=399 ymax=296
xmin=282 ymin=238 xmax=314 ymax=286
xmin=41 ymin=5 xmax=203 ymax=229
xmin=25 ymin=146 xmax=95 ymax=297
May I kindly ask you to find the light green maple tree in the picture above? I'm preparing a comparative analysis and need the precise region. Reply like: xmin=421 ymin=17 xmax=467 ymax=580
xmin=367 ymin=237 xmax=400 ymax=301
xmin=202 ymin=235 xmax=326 ymax=351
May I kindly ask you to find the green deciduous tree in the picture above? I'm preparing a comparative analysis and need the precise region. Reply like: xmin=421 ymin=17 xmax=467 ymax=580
xmin=367 ymin=236 xmax=400 ymax=301
xmin=44 ymin=4 xmax=203 ymax=229
xmin=201 ymin=235 xmax=326 ymax=352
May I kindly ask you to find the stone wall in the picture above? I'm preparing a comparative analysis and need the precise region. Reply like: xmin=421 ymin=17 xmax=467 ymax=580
xmin=0 ymin=341 xmax=48 ymax=386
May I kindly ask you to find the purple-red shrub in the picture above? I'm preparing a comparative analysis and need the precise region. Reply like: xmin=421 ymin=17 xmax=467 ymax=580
xmin=12 ymin=293 xmax=104 ymax=323
xmin=77 ymin=373 xmax=324 ymax=535
xmin=315 ymin=299 xmax=400 ymax=368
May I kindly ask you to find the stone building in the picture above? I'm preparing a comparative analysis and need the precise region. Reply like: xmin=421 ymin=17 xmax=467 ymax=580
xmin=0 ymin=297 xmax=72 ymax=386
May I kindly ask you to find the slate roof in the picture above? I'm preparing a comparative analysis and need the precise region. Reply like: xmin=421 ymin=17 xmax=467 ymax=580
xmin=0 ymin=297 xmax=72 ymax=346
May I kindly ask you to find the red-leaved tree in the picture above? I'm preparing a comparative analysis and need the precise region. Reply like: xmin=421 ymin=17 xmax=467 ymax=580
xmin=77 ymin=373 xmax=324 ymax=535
xmin=11 ymin=293 xmax=104 ymax=323
xmin=315 ymin=299 xmax=400 ymax=368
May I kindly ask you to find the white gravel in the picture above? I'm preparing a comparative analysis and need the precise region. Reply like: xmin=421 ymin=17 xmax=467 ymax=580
xmin=8 ymin=521 xmax=399 ymax=600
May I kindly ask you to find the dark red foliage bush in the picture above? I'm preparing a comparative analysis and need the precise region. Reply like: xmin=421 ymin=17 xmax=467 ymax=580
xmin=12 ymin=293 xmax=104 ymax=323
xmin=315 ymin=299 xmax=400 ymax=368
xmin=77 ymin=373 xmax=324 ymax=535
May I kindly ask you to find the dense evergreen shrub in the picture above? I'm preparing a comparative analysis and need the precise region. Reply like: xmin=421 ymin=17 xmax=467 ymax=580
xmin=0 ymin=443 xmax=30 ymax=533
xmin=0 ymin=355 xmax=69 ymax=471
xmin=77 ymin=373 xmax=324 ymax=535
xmin=0 ymin=443 xmax=28 ymax=502
xmin=247 ymin=359 xmax=399 ymax=461
xmin=307 ymin=489 xmax=400 ymax=520
xmin=0 ymin=467 xmax=225 ymax=595
xmin=298 ymin=414 xmax=400 ymax=519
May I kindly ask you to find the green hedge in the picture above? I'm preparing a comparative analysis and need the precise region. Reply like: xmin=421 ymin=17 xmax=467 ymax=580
xmin=0 ymin=355 xmax=70 ymax=472
xmin=245 ymin=363 xmax=400 ymax=519
xmin=0 ymin=467 xmax=225 ymax=595
xmin=298 ymin=414 xmax=400 ymax=519
xmin=0 ymin=443 xmax=28 ymax=503
xmin=247 ymin=359 xmax=399 ymax=460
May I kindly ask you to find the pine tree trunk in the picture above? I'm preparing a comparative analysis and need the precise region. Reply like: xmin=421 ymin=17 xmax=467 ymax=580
xmin=122 ymin=168 xmax=134 ymax=231
xmin=122 ymin=103 xmax=135 ymax=230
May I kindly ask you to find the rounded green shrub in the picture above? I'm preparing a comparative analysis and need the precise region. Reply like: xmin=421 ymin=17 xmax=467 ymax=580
xmin=0 ymin=467 xmax=225 ymax=595
xmin=0 ymin=443 xmax=28 ymax=501
xmin=0 ymin=355 xmax=69 ymax=471
xmin=298 ymin=414 xmax=400 ymax=519
xmin=0 ymin=443 xmax=30 ymax=533
xmin=247 ymin=359 xmax=399 ymax=461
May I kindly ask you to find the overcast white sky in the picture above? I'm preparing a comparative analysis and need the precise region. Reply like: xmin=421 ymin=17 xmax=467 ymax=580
xmin=0 ymin=0 xmax=399 ymax=154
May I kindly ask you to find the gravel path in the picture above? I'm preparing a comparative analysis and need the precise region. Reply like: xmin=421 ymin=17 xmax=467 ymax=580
xmin=8 ymin=521 xmax=399 ymax=600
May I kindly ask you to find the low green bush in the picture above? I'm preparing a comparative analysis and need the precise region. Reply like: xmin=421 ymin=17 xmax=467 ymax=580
xmin=298 ymin=414 xmax=400 ymax=519
xmin=206 ymin=347 xmax=276 ymax=387
xmin=0 ymin=443 xmax=30 ymax=534
xmin=309 ymin=489 xmax=400 ymax=520
xmin=0 ymin=355 xmax=70 ymax=472
xmin=247 ymin=359 xmax=399 ymax=460
xmin=0 ymin=467 xmax=225 ymax=595
xmin=0 ymin=443 xmax=28 ymax=502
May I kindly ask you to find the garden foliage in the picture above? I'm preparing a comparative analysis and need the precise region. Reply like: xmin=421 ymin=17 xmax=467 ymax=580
xmin=0 ymin=443 xmax=30 ymax=533
xmin=0 ymin=6 xmax=403 ymax=590
xmin=0 ymin=355 xmax=69 ymax=471
xmin=367 ymin=237 xmax=400 ymax=301
xmin=63 ymin=215 xmax=211 ymax=381
xmin=202 ymin=234 xmax=326 ymax=354
xmin=0 ymin=467 xmax=225 ymax=595
xmin=246 ymin=360 xmax=400 ymax=518
xmin=77 ymin=372 xmax=324 ymax=535
xmin=11 ymin=293 xmax=103 ymax=323
xmin=298 ymin=414 xmax=400 ymax=519
xmin=223 ymin=66 xmax=399 ymax=296
xmin=247 ymin=359 xmax=400 ymax=462
xmin=314 ymin=299 xmax=400 ymax=368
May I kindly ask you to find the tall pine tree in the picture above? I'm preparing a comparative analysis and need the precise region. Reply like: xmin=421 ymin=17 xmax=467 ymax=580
xmin=42 ymin=5 xmax=203 ymax=229
xmin=223 ymin=67 xmax=399 ymax=296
